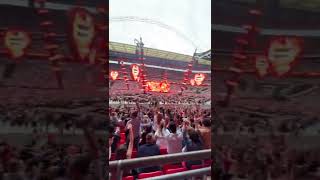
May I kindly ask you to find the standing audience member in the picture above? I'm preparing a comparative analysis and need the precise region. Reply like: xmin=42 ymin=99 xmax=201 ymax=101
xmin=197 ymin=118 xmax=211 ymax=149
xmin=183 ymin=128 xmax=203 ymax=169
xmin=128 ymin=102 xmax=142 ymax=150
xmin=165 ymin=122 xmax=183 ymax=154
xmin=155 ymin=122 xmax=169 ymax=149
xmin=137 ymin=134 xmax=161 ymax=173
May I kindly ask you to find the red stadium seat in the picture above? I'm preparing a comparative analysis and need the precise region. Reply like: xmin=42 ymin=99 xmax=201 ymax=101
xmin=138 ymin=171 xmax=163 ymax=179
xmin=164 ymin=167 xmax=187 ymax=174
xmin=204 ymin=159 xmax=212 ymax=164
xmin=191 ymin=165 xmax=204 ymax=169
xmin=160 ymin=148 xmax=168 ymax=155
xmin=182 ymin=161 xmax=187 ymax=168
xmin=204 ymin=159 xmax=212 ymax=167
xmin=122 ymin=176 xmax=134 ymax=180
xmin=162 ymin=164 xmax=182 ymax=172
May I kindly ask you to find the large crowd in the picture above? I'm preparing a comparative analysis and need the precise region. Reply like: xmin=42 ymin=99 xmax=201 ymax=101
xmin=111 ymin=91 xmax=320 ymax=180
xmin=213 ymin=135 xmax=320 ymax=180
xmin=214 ymin=105 xmax=319 ymax=136
xmin=0 ymin=120 xmax=107 ymax=180
xmin=213 ymin=105 xmax=320 ymax=180
xmin=108 ymin=94 xmax=211 ymax=178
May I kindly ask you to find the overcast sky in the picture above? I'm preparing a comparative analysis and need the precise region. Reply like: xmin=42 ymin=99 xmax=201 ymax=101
xmin=109 ymin=0 xmax=211 ymax=56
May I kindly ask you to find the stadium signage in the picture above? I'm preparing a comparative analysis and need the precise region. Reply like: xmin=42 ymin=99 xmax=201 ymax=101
xmin=4 ymin=29 xmax=31 ymax=59
xmin=69 ymin=7 xmax=95 ymax=61
xmin=267 ymin=36 xmax=303 ymax=77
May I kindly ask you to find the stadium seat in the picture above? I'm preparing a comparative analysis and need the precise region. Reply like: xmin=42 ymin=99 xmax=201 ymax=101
xmin=191 ymin=165 xmax=204 ymax=169
xmin=181 ymin=161 xmax=186 ymax=168
xmin=138 ymin=171 xmax=163 ymax=179
xmin=162 ymin=164 xmax=182 ymax=172
xmin=122 ymin=176 xmax=134 ymax=180
xmin=160 ymin=148 xmax=168 ymax=155
xmin=204 ymin=159 xmax=212 ymax=167
xmin=164 ymin=167 xmax=187 ymax=174
xmin=204 ymin=159 xmax=212 ymax=164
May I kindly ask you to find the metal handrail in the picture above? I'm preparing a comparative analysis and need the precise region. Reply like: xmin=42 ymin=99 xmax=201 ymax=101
xmin=144 ymin=167 xmax=211 ymax=180
xmin=109 ymin=149 xmax=211 ymax=180
xmin=109 ymin=149 xmax=211 ymax=171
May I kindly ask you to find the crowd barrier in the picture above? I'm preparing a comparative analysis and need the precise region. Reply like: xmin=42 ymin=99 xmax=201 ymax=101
xmin=109 ymin=149 xmax=211 ymax=180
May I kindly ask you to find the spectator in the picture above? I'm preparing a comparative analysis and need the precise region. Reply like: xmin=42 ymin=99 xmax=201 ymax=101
xmin=197 ymin=118 xmax=211 ymax=149
xmin=155 ymin=122 xmax=169 ymax=149
xmin=183 ymin=128 xmax=203 ymax=169
xmin=128 ymin=102 xmax=142 ymax=150
xmin=137 ymin=133 xmax=161 ymax=173
xmin=165 ymin=122 xmax=183 ymax=154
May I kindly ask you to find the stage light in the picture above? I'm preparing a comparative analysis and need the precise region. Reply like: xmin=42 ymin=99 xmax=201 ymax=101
xmin=69 ymin=7 xmax=95 ymax=61
xmin=110 ymin=70 xmax=119 ymax=80
xmin=4 ymin=29 xmax=31 ymax=59
xmin=145 ymin=81 xmax=170 ymax=93
xmin=194 ymin=73 xmax=205 ymax=86
xmin=268 ymin=36 xmax=303 ymax=77
xmin=131 ymin=64 xmax=140 ymax=81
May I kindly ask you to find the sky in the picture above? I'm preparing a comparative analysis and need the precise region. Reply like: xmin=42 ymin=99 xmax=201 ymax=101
xmin=109 ymin=0 xmax=211 ymax=56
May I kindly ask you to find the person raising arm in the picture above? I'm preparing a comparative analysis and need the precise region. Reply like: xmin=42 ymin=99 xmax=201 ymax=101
xmin=126 ymin=123 xmax=134 ymax=159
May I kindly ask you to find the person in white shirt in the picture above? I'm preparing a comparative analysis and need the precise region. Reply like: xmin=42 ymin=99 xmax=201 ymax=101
xmin=164 ymin=122 xmax=183 ymax=154
xmin=155 ymin=122 xmax=169 ymax=149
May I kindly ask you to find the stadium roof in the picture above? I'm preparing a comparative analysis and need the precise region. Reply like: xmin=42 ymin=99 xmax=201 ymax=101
xmin=109 ymin=41 xmax=211 ymax=66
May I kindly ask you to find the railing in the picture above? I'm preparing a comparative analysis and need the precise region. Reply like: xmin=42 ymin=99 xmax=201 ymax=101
xmin=109 ymin=149 xmax=211 ymax=180
xmin=143 ymin=167 xmax=211 ymax=180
